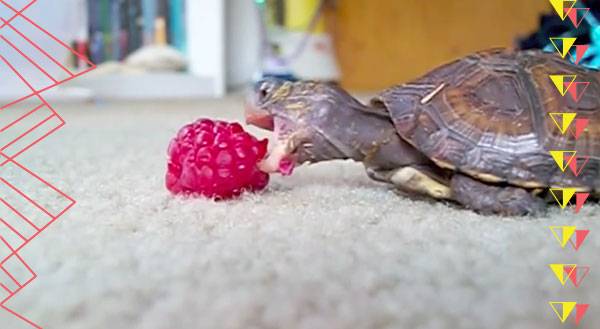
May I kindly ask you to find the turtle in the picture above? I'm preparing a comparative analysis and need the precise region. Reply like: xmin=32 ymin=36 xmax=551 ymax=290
xmin=244 ymin=48 xmax=600 ymax=216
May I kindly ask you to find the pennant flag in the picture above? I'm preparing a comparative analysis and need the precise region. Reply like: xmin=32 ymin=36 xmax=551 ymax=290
xmin=549 ymin=226 xmax=577 ymax=248
xmin=550 ymin=150 xmax=577 ymax=172
xmin=549 ymin=112 xmax=577 ymax=134
xmin=575 ymin=192 xmax=589 ymax=213
xmin=549 ymin=189 xmax=590 ymax=213
xmin=550 ymin=188 xmax=578 ymax=209
xmin=571 ymin=44 xmax=590 ymax=65
xmin=550 ymin=301 xmax=589 ymax=325
xmin=573 ymin=118 xmax=589 ymax=139
xmin=550 ymin=37 xmax=577 ymax=58
xmin=550 ymin=226 xmax=591 ymax=250
xmin=549 ymin=264 xmax=578 ymax=285
xmin=566 ymin=81 xmax=590 ymax=102
xmin=574 ymin=304 xmax=590 ymax=325
xmin=567 ymin=7 xmax=590 ymax=28
xmin=563 ymin=265 xmax=590 ymax=287
xmin=549 ymin=264 xmax=590 ymax=287
xmin=550 ymin=301 xmax=577 ymax=323
xmin=568 ymin=229 xmax=590 ymax=251
xmin=549 ymin=0 xmax=577 ymax=20
xmin=548 ymin=37 xmax=590 ymax=65
xmin=567 ymin=154 xmax=590 ymax=177
xmin=550 ymin=75 xmax=576 ymax=96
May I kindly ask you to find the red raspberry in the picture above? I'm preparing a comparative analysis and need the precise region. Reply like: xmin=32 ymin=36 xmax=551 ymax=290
xmin=166 ymin=119 xmax=269 ymax=199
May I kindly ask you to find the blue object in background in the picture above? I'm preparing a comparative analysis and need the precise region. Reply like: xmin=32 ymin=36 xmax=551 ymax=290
xmin=141 ymin=0 xmax=157 ymax=45
xmin=111 ymin=0 xmax=122 ymax=60
xmin=582 ymin=14 xmax=600 ymax=69
xmin=543 ymin=13 xmax=600 ymax=70
xmin=88 ymin=0 xmax=104 ymax=64
xmin=169 ymin=0 xmax=186 ymax=52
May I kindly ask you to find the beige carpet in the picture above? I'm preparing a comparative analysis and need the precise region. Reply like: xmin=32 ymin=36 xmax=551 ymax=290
xmin=1 ymin=96 xmax=598 ymax=329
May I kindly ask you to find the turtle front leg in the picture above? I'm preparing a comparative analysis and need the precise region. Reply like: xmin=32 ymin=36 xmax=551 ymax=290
xmin=450 ymin=174 xmax=545 ymax=216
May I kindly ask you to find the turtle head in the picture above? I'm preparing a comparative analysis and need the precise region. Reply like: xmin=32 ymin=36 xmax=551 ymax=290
xmin=245 ymin=78 xmax=357 ymax=175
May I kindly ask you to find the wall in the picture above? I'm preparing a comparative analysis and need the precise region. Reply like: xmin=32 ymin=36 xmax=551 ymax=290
xmin=186 ymin=0 xmax=226 ymax=96
xmin=225 ymin=0 xmax=261 ymax=89
xmin=332 ymin=0 xmax=551 ymax=91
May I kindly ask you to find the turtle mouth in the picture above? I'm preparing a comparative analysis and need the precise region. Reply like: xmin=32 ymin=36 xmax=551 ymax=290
xmin=244 ymin=100 xmax=274 ymax=131
xmin=244 ymin=99 xmax=296 ymax=176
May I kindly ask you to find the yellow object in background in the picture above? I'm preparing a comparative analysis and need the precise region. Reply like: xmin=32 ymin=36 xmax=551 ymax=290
xmin=154 ymin=17 xmax=167 ymax=45
xmin=333 ymin=0 xmax=550 ymax=90
xmin=285 ymin=0 xmax=325 ymax=33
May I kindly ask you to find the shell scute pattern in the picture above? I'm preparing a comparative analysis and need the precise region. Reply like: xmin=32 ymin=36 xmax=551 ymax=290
xmin=375 ymin=49 xmax=600 ymax=189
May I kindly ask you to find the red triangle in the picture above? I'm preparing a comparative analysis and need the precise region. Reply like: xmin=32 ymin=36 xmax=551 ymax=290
xmin=567 ymin=155 xmax=590 ymax=177
xmin=569 ymin=229 xmax=590 ymax=251
xmin=567 ymin=7 xmax=590 ymax=28
xmin=566 ymin=81 xmax=590 ymax=102
xmin=575 ymin=304 xmax=589 ymax=325
xmin=564 ymin=265 xmax=590 ymax=287
xmin=569 ymin=230 xmax=590 ymax=250
xmin=572 ymin=45 xmax=590 ymax=65
xmin=570 ymin=118 xmax=589 ymax=139
xmin=575 ymin=193 xmax=590 ymax=214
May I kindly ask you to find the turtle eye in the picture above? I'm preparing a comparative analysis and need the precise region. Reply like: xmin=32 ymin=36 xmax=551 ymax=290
xmin=258 ymin=81 xmax=274 ymax=103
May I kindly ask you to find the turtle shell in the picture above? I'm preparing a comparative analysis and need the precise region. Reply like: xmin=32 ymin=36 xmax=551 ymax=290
xmin=372 ymin=49 xmax=600 ymax=190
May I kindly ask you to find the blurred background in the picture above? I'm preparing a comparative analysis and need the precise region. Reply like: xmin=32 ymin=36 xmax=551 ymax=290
xmin=3 ymin=0 xmax=599 ymax=103
xmin=3 ymin=2 xmax=600 ymax=328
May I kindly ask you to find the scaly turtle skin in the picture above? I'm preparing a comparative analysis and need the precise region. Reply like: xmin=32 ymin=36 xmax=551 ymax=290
xmin=245 ymin=49 xmax=600 ymax=216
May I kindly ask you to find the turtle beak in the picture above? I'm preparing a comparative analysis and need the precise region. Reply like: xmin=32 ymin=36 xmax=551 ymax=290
xmin=243 ymin=89 xmax=297 ymax=176
xmin=244 ymin=96 xmax=274 ymax=131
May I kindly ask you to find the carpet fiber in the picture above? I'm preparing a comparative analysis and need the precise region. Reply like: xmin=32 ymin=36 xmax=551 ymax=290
xmin=2 ymin=96 xmax=599 ymax=329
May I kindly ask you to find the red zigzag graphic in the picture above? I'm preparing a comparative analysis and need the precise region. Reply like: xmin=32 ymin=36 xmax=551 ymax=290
xmin=0 ymin=1 xmax=95 ymax=327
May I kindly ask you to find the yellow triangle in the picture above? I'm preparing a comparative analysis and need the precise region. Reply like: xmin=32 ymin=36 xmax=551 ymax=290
xmin=549 ymin=226 xmax=577 ymax=248
xmin=549 ymin=301 xmax=577 ymax=322
xmin=549 ymin=264 xmax=577 ymax=285
xmin=550 ymin=188 xmax=578 ymax=209
xmin=549 ymin=0 xmax=577 ymax=20
xmin=550 ymin=150 xmax=577 ymax=172
xmin=550 ymin=37 xmax=577 ymax=58
xmin=549 ymin=113 xmax=577 ymax=134
xmin=550 ymin=75 xmax=576 ymax=96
